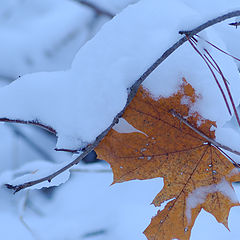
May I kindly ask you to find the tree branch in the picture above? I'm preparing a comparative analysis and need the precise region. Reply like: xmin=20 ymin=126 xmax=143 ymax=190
xmin=0 ymin=118 xmax=56 ymax=134
xmin=6 ymin=10 xmax=240 ymax=193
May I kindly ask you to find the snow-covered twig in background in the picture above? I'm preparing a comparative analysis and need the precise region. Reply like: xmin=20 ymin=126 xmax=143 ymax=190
xmin=0 ymin=74 xmax=14 ymax=82
xmin=19 ymin=191 xmax=40 ymax=240
xmin=81 ymin=229 xmax=107 ymax=239
xmin=7 ymin=125 xmax=56 ymax=162
xmin=6 ymin=10 xmax=240 ymax=193
xmin=73 ymin=0 xmax=114 ymax=18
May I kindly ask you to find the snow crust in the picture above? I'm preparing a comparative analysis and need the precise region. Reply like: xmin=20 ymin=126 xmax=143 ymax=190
xmin=0 ymin=0 xmax=239 ymax=151
xmin=185 ymin=178 xmax=238 ymax=224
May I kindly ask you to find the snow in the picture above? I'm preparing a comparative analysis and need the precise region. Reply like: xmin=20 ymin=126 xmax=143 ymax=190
xmin=0 ymin=0 xmax=94 ymax=78
xmin=185 ymin=178 xmax=238 ymax=224
xmin=1 ymin=0 xmax=240 ymax=239
xmin=0 ymin=0 xmax=240 ymax=150
xmin=1 ymin=164 xmax=240 ymax=240
xmin=0 ymin=163 xmax=163 ymax=240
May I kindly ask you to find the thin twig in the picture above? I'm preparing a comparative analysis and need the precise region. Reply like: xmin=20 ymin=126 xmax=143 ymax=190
xmin=186 ymin=37 xmax=232 ymax=115
xmin=6 ymin=10 xmax=240 ymax=192
xmin=0 ymin=118 xmax=56 ymax=134
xmin=73 ymin=0 xmax=114 ymax=18
xmin=55 ymin=148 xmax=78 ymax=153
xmin=20 ymin=216 xmax=40 ymax=240
xmin=215 ymin=146 xmax=240 ymax=168
xmin=204 ymin=48 xmax=240 ymax=127
xmin=195 ymin=34 xmax=240 ymax=62
xmin=170 ymin=109 xmax=240 ymax=157
xmin=19 ymin=191 xmax=41 ymax=240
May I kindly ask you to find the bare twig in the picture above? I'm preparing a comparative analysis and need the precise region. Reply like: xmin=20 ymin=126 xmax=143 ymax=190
xmin=188 ymin=32 xmax=240 ymax=127
xmin=170 ymin=109 xmax=240 ymax=158
xmin=55 ymin=148 xmax=78 ymax=153
xmin=215 ymin=146 xmax=240 ymax=168
xmin=186 ymin=36 xmax=232 ymax=115
xmin=6 ymin=10 xmax=240 ymax=192
xmin=204 ymin=48 xmax=240 ymax=127
xmin=0 ymin=118 xmax=56 ymax=134
xmin=73 ymin=0 xmax=114 ymax=18
xmin=195 ymin=34 xmax=240 ymax=62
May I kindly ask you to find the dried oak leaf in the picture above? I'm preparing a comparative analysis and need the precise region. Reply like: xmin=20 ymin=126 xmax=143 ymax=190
xmin=95 ymin=79 xmax=240 ymax=240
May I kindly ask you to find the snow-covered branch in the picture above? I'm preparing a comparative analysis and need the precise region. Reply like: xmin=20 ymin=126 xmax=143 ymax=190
xmin=6 ymin=10 xmax=240 ymax=193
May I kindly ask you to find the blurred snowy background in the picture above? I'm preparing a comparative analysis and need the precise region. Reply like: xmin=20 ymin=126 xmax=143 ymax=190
xmin=0 ymin=0 xmax=240 ymax=239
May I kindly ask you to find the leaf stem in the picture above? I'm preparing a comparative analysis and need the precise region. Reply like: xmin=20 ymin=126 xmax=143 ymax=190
xmin=169 ymin=109 xmax=240 ymax=159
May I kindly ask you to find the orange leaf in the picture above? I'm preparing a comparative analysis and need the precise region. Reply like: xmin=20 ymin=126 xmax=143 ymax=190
xmin=95 ymin=79 xmax=240 ymax=240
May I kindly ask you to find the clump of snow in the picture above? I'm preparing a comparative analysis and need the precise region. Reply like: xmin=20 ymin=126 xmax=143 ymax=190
xmin=0 ymin=0 xmax=239 ymax=150
xmin=185 ymin=178 xmax=238 ymax=224
xmin=0 ymin=160 xmax=71 ymax=190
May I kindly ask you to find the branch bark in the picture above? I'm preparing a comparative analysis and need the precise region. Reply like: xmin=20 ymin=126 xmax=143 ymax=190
xmin=0 ymin=118 xmax=56 ymax=134
xmin=6 ymin=10 xmax=240 ymax=193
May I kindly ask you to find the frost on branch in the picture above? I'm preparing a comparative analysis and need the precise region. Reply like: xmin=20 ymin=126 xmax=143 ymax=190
xmin=0 ymin=0 xmax=240 ymax=151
